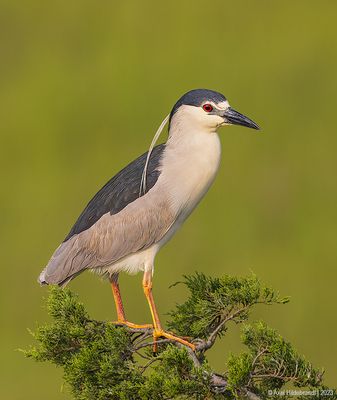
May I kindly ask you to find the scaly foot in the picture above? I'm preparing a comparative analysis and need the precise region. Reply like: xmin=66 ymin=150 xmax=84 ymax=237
xmin=113 ymin=320 xmax=153 ymax=329
xmin=153 ymin=329 xmax=196 ymax=351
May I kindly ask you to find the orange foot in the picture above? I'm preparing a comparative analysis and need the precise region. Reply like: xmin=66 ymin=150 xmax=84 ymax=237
xmin=153 ymin=329 xmax=196 ymax=351
xmin=113 ymin=320 xmax=153 ymax=329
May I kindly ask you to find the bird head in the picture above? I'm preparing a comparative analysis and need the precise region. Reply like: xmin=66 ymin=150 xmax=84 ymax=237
xmin=169 ymin=89 xmax=259 ymax=133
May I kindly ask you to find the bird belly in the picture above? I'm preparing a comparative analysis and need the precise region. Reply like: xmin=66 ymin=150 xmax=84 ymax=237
xmin=96 ymin=244 xmax=160 ymax=277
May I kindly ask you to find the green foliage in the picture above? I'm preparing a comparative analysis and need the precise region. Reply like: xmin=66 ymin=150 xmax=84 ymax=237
xmin=227 ymin=322 xmax=327 ymax=398
xmin=167 ymin=273 xmax=288 ymax=339
xmin=139 ymin=346 xmax=213 ymax=399
xmin=25 ymin=275 xmax=334 ymax=400
xmin=25 ymin=287 xmax=213 ymax=399
xmin=26 ymin=287 xmax=143 ymax=400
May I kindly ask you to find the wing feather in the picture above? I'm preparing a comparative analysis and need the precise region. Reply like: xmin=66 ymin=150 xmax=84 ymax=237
xmin=39 ymin=174 xmax=174 ymax=286
xmin=39 ymin=144 xmax=170 ymax=285
xmin=64 ymin=144 xmax=165 ymax=241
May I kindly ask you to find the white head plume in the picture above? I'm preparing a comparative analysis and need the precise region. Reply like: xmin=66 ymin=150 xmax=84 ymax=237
xmin=139 ymin=114 xmax=170 ymax=196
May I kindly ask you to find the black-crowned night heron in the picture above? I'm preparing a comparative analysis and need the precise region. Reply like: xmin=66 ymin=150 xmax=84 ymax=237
xmin=38 ymin=89 xmax=259 ymax=350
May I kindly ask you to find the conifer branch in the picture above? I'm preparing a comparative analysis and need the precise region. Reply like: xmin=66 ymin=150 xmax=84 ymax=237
xmin=23 ymin=273 xmax=335 ymax=399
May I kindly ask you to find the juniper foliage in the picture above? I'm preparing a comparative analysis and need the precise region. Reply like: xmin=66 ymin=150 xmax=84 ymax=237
xmin=24 ymin=273 xmax=335 ymax=400
xmin=167 ymin=273 xmax=289 ymax=340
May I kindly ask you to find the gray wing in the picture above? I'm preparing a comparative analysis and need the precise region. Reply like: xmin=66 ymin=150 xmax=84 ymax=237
xmin=39 ymin=193 xmax=174 ymax=286
xmin=64 ymin=144 xmax=165 ymax=241
xmin=38 ymin=144 xmax=171 ymax=286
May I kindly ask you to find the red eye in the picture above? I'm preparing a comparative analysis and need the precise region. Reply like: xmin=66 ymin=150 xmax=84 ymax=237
xmin=202 ymin=103 xmax=213 ymax=112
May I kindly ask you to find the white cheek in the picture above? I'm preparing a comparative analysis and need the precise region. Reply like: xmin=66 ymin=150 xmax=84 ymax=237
xmin=175 ymin=106 xmax=210 ymax=126
xmin=198 ymin=112 xmax=222 ymax=128
xmin=171 ymin=104 xmax=226 ymax=131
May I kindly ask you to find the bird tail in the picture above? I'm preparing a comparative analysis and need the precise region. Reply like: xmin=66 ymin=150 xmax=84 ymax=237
xmin=37 ymin=236 xmax=93 ymax=287
xmin=37 ymin=268 xmax=74 ymax=288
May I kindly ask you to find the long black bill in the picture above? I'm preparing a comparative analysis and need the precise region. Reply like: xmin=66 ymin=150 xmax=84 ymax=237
xmin=223 ymin=107 xmax=260 ymax=130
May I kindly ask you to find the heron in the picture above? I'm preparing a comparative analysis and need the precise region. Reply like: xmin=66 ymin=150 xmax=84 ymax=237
xmin=38 ymin=89 xmax=259 ymax=350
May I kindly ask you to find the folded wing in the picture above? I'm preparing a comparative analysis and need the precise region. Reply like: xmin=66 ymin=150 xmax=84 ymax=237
xmin=39 ymin=144 xmax=172 ymax=286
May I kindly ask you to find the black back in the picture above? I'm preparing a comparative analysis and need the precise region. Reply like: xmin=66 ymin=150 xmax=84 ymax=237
xmin=64 ymin=144 xmax=165 ymax=242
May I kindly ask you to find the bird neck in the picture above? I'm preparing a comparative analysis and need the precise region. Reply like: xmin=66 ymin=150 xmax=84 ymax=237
xmin=166 ymin=119 xmax=220 ymax=152
xmin=161 ymin=123 xmax=222 ymax=215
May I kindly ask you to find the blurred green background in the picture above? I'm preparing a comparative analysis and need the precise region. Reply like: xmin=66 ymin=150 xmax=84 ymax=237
xmin=1 ymin=1 xmax=336 ymax=397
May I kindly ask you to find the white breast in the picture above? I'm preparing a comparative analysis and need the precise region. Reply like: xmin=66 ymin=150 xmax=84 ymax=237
xmin=157 ymin=129 xmax=222 ymax=245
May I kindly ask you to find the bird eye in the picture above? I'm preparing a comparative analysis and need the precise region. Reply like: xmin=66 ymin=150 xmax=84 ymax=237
xmin=202 ymin=104 xmax=213 ymax=112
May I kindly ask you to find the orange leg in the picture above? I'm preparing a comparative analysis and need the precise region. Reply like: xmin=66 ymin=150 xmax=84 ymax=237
xmin=142 ymin=271 xmax=195 ymax=351
xmin=110 ymin=277 xmax=152 ymax=329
